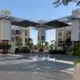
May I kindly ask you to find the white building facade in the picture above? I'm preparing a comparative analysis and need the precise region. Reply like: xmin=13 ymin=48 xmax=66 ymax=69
xmin=56 ymin=26 xmax=71 ymax=49
xmin=56 ymin=9 xmax=80 ymax=50
xmin=0 ymin=10 xmax=30 ymax=53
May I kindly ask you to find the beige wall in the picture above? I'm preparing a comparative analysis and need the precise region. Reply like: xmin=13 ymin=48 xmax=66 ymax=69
xmin=25 ymin=27 xmax=30 ymax=38
xmin=11 ymin=27 xmax=30 ymax=47
xmin=56 ymin=26 xmax=71 ymax=47
xmin=73 ymin=63 xmax=80 ymax=80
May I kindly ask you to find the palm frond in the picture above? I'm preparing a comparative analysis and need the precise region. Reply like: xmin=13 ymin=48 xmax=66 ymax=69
xmin=53 ymin=0 xmax=80 ymax=7
xmin=54 ymin=2 xmax=62 ymax=8
xmin=62 ymin=0 xmax=69 ymax=5
xmin=76 ymin=1 xmax=80 ymax=6
xmin=53 ymin=0 xmax=60 ymax=4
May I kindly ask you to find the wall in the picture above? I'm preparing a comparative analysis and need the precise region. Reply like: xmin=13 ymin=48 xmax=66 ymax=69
xmin=38 ymin=27 xmax=46 ymax=43
xmin=0 ymin=19 xmax=11 ymax=40
xmin=56 ymin=26 xmax=71 ymax=49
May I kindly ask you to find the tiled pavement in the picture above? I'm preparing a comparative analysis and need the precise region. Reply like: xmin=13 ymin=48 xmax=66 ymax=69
xmin=0 ymin=71 xmax=72 ymax=80
xmin=0 ymin=53 xmax=75 ymax=80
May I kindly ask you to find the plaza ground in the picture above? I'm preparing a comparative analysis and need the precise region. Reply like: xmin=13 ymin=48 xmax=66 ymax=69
xmin=0 ymin=53 xmax=77 ymax=80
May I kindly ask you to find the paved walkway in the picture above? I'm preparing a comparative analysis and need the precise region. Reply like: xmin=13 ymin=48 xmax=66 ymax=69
xmin=0 ymin=71 xmax=72 ymax=80
xmin=0 ymin=53 xmax=75 ymax=80
xmin=0 ymin=54 xmax=23 ymax=60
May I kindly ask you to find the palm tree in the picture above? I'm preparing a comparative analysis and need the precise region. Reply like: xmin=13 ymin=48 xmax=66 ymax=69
xmin=37 ymin=42 xmax=42 ymax=49
xmin=44 ymin=42 xmax=49 ymax=50
xmin=45 ymin=42 xmax=49 ymax=47
xmin=51 ymin=40 xmax=55 ymax=44
xmin=50 ymin=40 xmax=56 ymax=50
xmin=25 ymin=38 xmax=33 ymax=50
xmin=53 ymin=0 xmax=80 ymax=7
xmin=15 ymin=36 xmax=22 ymax=48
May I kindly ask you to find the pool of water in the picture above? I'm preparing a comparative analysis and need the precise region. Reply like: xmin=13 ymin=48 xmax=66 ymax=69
xmin=16 ymin=54 xmax=56 ymax=62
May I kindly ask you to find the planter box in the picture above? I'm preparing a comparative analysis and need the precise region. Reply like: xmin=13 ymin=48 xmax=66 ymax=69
xmin=49 ymin=50 xmax=65 ymax=54
xmin=15 ymin=47 xmax=30 ymax=53
xmin=73 ymin=63 xmax=80 ymax=80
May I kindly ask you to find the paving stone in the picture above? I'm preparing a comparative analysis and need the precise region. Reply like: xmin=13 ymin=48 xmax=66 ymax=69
xmin=0 ymin=53 xmax=74 ymax=80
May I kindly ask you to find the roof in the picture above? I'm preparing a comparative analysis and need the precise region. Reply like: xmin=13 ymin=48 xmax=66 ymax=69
xmin=11 ymin=20 xmax=40 ymax=27
xmin=43 ymin=20 xmax=70 ymax=28
xmin=0 ymin=14 xmax=40 ymax=27
xmin=0 ymin=14 xmax=71 ymax=28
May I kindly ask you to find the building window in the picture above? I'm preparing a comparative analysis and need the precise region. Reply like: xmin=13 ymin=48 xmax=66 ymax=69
xmin=16 ymin=30 xmax=20 ymax=34
xmin=12 ymin=30 xmax=16 ymax=34
xmin=25 ymin=38 xmax=27 ymax=42
xmin=41 ymin=36 xmax=45 ymax=41
xmin=11 ymin=37 xmax=15 ymax=42
xmin=58 ymin=32 xmax=62 ymax=36
xmin=58 ymin=38 xmax=62 ymax=41
xmin=38 ymin=36 xmax=40 ymax=40
xmin=67 ymin=30 xmax=71 ymax=35
xmin=58 ymin=38 xmax=63 ymax=46
xmin=25 ymin=31 xmax=27 ymax=36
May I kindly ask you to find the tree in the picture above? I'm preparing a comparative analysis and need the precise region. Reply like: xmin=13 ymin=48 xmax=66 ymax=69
xmin=44 ymin=42 xmax=49 ymax=47
xmin=51 ymin=40 xmax=55 ymax=44
xmin=15 ymin=36 xmax=22 ymax=47
xmin=37 ymin=42 xmax=42 ymax=49
xmin=53 ymin=0 xmax=80 ymax=7
xmin=50 ymin=44 xmax=54 ymax=50
xmin=25 ymin=38 xmax=33 ymax=49
xmin=50 ymin=40 xmax=56 ymax=50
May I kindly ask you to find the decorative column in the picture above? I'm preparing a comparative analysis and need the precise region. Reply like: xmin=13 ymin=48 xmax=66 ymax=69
xmin=0 ymin=19 xmax=11 ymax=41
xmin=71 ymin=9 xmax=80 ymax=41
xmin=72 ymin=9 xmax=80 ymax=80
xmin=37 ymin=27 xmax=46 ymax=50
xmin=0 ymin=19 xmax=11 ymax=53
xmin=38 ymin=27 xmax=46 ymax=43
xmin=21 ymin=29 xmax=26 ymax=47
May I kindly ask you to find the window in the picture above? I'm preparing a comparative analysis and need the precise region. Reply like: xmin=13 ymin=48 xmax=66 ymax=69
xmin=38 ymin=36 xmax=40 ymax=40
xmin=25 ymin=38 xmax=27 ymax=42
xmin=25 ymin=31 xmax=27 ymax=36
xmin=58 ymin=32 xmax=62 ymax=36
xmin=12 ymin=30 xmax=16 ymax=34
xmin=11 ymin=37 xmax=15 ymax=42
xmin=67 ymin=30 xmax=71 ymax=35
xmin=41 ymin=36 xmax=45 ymax=41
xmin=16 ymin=30 xmax=20 ymax=34
xmin=58 ymin=38 xmax=62 ymax=41
xmin=58 ymin=38 xmax=63 ymax=46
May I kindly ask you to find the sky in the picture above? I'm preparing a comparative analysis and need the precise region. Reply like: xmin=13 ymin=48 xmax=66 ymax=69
xmin=0 ymin=0 xmax=79 ymax=44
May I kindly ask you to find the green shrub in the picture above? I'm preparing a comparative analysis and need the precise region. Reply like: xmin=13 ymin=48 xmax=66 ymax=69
xmin=15 ymin=37 xmax=22 ymax=47
xmin=74 ymin=58 xmax=80 ymax=67
xmin=73 ymin=42 xmax=80 ymax=67
xmin=19 ymin=47 xmax=30 ymax=53
xmin=75 ymin=42 xmax=80 ymax=56
xmin=66 ymin=46 xmax=74 ymax=55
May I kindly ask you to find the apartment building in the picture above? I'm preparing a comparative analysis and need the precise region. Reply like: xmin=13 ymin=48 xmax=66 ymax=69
xmin=11 ymin=26 xmax=30 ymax=48
xmin=56 ymin=26 xmax=71 ymax=50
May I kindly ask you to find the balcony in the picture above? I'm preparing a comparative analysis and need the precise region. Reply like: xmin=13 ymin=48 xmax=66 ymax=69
xmin=12 ymin=30 xmax=21 ymax=37
xmin=12 ymin=30 xmax=21 ymax=35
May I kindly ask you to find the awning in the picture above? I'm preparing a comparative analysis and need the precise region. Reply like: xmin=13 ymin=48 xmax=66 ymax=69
xmin=11 ymin=20 xmax=40 ymax=27
xmin=43 ymin=20 xmax=70 ymax=28
xmin=0 ymin=14 xmax=40 ymax=27
xmin=0 ymin=14 xmax=71 ymax=28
